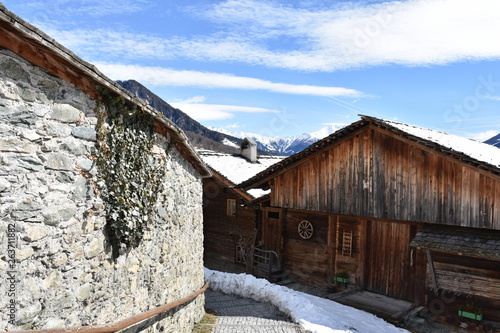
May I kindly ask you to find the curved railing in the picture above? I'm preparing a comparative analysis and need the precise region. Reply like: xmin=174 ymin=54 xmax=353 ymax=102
xmin=13 ymin=282 xmax=209 ymax=333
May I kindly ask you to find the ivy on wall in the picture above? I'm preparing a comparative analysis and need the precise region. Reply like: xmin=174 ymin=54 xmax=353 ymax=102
xmin=95 ymin=92 xmax=169 ymax=258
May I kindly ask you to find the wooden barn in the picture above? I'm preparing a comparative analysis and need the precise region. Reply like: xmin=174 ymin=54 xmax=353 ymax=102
xmin=239 ymin=115 xmax=500 ymax=322
xmin=199 ymin=147 xmax=284 ymax=273
xmin=202 ymin=166 xmax=258 ymax=272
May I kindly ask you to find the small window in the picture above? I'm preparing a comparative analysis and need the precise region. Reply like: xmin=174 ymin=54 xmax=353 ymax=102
xmin=227 ymin=199 xmax=236 ymax=216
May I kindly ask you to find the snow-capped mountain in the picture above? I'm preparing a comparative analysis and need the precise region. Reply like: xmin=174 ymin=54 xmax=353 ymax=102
xmin=213 ymin=125 xmax=344 ymax=155
xmin=484 ymin=133 xmax=500 ymax=148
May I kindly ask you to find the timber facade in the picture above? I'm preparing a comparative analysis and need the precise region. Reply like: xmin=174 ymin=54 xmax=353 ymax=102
xmin=240 ymin=116 xmax=500 ymax=322
xmin=203 ymin=168 xmax=257 ymax=272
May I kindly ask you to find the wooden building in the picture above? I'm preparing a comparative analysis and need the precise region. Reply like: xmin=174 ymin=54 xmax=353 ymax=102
xmin=203 ymin=167 xmax=257 ymax=272
xmin=240 ymin=115 xmax=500 ymax=322
xmin=200 ymin=148 xmax=284 ymax=272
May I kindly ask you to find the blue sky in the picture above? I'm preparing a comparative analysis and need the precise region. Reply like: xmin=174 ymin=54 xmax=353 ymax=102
xmin=3 ymin=0 xmax=500 ymax=139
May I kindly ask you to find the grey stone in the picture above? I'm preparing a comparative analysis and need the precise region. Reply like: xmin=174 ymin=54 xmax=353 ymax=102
xmin=76 ymin=157 xmax=94 ymax=171
xmin=44 ymin=120 xmax=72 ymax=137
xmin=71 ymin=126 xmax=96 ymax=141
xmin=0 ymin=178 xmax=10 ymax=192
xmin=51 ymin=253 xmax=67 ymax=267
xmin=60 ymin=138 xmax=88 ymax=155
xmin=85 ymin=237 xmax=103 ymax=259
xmin=74 ymin=175 xmax=91 ymax=201
xmin=77 ymin=283 xmax=92 ymax=301
xmin=0 ymin=80 xmax=20 ymax=100
xmin=16 ymin=303 xmax=43 ymax=326
xmin=33 ymin=103 xmax=50 ymax=117
xmin=42 ymin=318 xmax=66 ymax=329
xmin=16 ymin=154 xmax=44 ymax=171
xmin=45 ymin=152 xmax=74 ymax=171
xmin=0 ymin=138 xmax=38 ymax=153
xmin=20 ymin=128 xmax=42 ymax=142
xmin=11 ymin=210 xmax=39 ymax=220
xmin=16 ymin=247 xmax=34 ymax=261
xmin=15 ymin=198 xmax=42 ymax=212
xmin=19 ymin=88 xmax=37 ymax=102
xmin=23 ymin=224 xmax=48 ymax=242
xmin=51 ymin=103 xmax=81 ymax=123
xmin=0 ymin=58 xmax=30 ymax=82
xmin=42 ymin=201 xmax=77 ymax=226
xmin=0 ymin=104 xmax=37 ymax=127
xmin=55 ymin=171 xmax=74 ymax=183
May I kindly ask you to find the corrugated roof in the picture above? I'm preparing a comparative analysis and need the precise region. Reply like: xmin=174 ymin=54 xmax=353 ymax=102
xmin=240 ymin=115 xmax=500 ymax=189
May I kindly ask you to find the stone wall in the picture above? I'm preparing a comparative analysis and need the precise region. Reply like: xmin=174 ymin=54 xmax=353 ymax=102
xmin=0 ymin=48 xmax=205 ymax=332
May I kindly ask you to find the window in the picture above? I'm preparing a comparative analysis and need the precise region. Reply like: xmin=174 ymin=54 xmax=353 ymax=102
xmin=227 ymin=199 xmax=236 ymax=216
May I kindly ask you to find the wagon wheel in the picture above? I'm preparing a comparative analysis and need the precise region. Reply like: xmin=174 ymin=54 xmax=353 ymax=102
xmin=298 ymin=220 xmax=313 ymax=239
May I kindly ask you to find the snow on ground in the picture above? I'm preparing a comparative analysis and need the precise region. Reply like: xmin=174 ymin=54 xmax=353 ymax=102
xmin=383 ymin=119 xmax=500 ymax=168
xmin=205 ymin=268 xmax=409 ymax=333
xmin=197 ymin=149 xmax=285 ymax=186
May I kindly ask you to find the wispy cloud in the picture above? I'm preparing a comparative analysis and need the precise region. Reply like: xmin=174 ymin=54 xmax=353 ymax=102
xmin=34 ymin=0 xmax=500 ymax=71
xmin=169 ymin=96 xmax=280 ymax=121
xmin=487 ymin=96 xmax=500 ymax=101
xmin=94 ymin=62 xmax=364 ymax=97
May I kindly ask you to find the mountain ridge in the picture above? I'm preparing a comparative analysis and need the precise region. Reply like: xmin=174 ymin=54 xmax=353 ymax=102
xmin=212 ymin=125 xmax=343 ymax=155
xmin=484 ymin=133 xmax=500 ymax=148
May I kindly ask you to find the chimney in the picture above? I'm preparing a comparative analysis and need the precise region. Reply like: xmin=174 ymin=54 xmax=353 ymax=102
xmin=240 ymin=137 xmax=257 ymax=163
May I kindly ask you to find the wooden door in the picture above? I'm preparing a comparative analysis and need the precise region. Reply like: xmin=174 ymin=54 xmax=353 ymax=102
xmin=261 ymin=209 xmax=282 ymax=255
xmin=366 ymin=221 xmax=416 ymax=301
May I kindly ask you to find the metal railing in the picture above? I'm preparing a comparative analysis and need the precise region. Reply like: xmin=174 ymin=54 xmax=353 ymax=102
xmin=251 ymin=246 xmax=280 ymax=279
xmin=13 ymin=282 xmax=209 ymax=333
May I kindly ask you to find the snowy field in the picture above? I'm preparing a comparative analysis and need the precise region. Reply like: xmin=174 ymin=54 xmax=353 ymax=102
xmin=205 ymin=268 xmax=409 ymax=333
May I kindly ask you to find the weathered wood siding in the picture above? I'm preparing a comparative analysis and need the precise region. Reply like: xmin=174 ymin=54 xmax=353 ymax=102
xmin=335 ymin=217 xmax=361 ymax=285
xmin=203 ymin=178 xmax=256 ymax=266
xmin=426 ymin=252 xmax=500 ymax=321
xmin=282 ymin=210 xmax=330 ymax=286
xmin=366 ymin=221 xmax=417 ymax=301
xmin=270 ymin=126 xmax=500 ymax=230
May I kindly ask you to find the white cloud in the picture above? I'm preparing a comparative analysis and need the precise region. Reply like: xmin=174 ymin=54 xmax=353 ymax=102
xmin=41 ymin=0 xmax=500 ymax=71
xmin=169 ymin=97 xmax=280 ymax=121
xmin=468 ymin=130 xmax=499 ymax=142
xmin=487 ymin=96 xmax=500 ymax=101
xmin=94 ymin=62 xmax=363 ymax=97
xmin=224 ymin=123 xmax=242 ymax=129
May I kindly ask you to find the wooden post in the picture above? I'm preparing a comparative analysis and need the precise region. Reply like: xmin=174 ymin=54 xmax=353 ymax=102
xmin=327 ymin=215 xmax=337 ymax=283
xmin=426 ymin=250 xmax=439 ymax=296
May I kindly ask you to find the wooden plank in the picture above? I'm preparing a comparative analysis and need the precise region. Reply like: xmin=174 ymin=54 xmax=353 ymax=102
xmin=426 ymin=250 xmax=439 ymax=296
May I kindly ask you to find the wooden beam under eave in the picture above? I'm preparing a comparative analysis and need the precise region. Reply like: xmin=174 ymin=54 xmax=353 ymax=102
xmin=0 ymin=24 xmax=101 ymax=99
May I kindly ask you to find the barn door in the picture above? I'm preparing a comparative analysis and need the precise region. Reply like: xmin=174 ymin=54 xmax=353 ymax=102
xmin=261 ymin=209 xmax=283 ymax=256
xmin=366 ymin=221 xmax=416 ymax=301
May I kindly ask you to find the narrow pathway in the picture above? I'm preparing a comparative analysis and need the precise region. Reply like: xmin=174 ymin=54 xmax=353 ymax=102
xmin=201 ymin=289 xmax=306 ymax=333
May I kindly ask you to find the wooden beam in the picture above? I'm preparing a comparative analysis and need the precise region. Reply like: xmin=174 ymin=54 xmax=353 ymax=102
xmin=426 ymin=250 xmax=439 ymax=296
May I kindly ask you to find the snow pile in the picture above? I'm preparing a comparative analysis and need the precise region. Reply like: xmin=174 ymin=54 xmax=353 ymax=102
xmin=205 ymin=268 xmax=409 ymax=333
xmin=384 ymin=120 xmax=500 ymax=168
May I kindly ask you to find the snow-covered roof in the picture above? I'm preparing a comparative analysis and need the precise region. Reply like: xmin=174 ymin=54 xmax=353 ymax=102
xmin=241 ymin=116 xmax=500 ymax=189
xmin=197 ymin=149 xmax=285 ymax=197
xmin=381 ymin=118 xmax=500 ymax=169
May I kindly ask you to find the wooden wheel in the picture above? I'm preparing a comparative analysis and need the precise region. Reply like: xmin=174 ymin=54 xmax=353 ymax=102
xmin=298 ymin=220 xmax=313 ymax=239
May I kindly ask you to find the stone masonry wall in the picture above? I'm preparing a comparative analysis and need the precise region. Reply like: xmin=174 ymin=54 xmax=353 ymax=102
xmin=0 ymin=48 xmax=205 ymax=332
